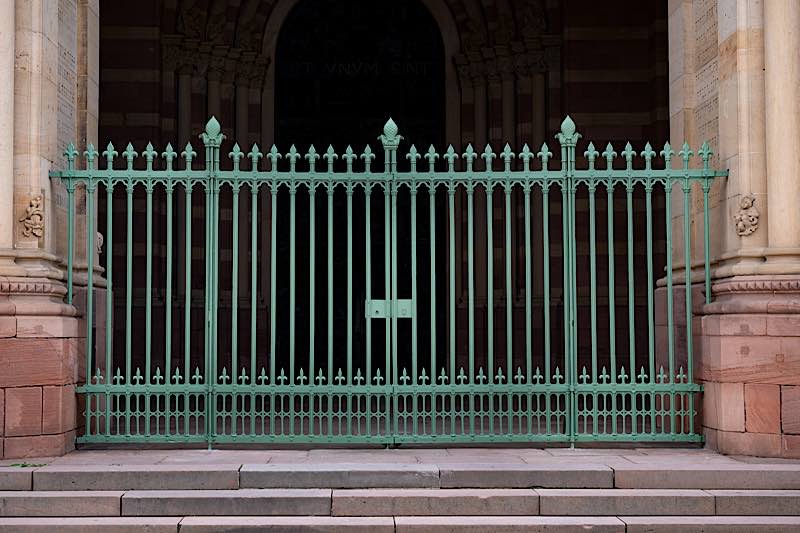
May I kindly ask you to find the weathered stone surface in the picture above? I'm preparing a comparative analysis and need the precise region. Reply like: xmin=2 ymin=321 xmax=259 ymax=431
xmin=703 ymin=382 xmax=745 ymax=432
xmin=41 ymin=385 xmax=76 ymax=435
xmin=0 ymin=467 xmax=34 ymax=490
xmin=3 ymin=432 xmax=74 ymax=459
xmin=332 ymin=488 xmax=538 ymax=516
xmin=33 ymin=465 xmax=240 ymax=490
xmin=4 ymin=388 xmax=42 ymax=437
xmin=711 ymin=490 xmax=800 ymax=515
xmin=622 ymin=516 xmax=800 ymax=532
xmin=745 ymin=383 xmax=781 ymax=433
xmin=438 ymin=464 xmax=613 ymax=488
xmin=178 ymin=516 xmax=394 ymax=532
xmin=122 ymin=489 xmax=331 ymax=516
xmin=709 ymin=428 xmax=783 ymax=457
xmin=0 ymin=490 xmax=122 ymax=516
xmin=613 ymin=464 xmax=800 ymax=489
xmin=537 ymin=488 xmax=714 ymax=515
xmin=395 ymin=516 xmax=625 ymax=532
xmin=240 ymin=463 xmax=439 ymax=488
xmin=0 ymin=339 xmax=78 ymax=388
xmin=767 ymin=316 xmax=800 ymax=337
xmin=782 ymin=385 xmax=800 ymax=434
xmin=0 ymin=517 xmax=179 ymax=532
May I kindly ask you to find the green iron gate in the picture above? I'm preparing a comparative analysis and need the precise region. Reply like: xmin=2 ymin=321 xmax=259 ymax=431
xmin=53 ymin=116 xmax=726 ymax=445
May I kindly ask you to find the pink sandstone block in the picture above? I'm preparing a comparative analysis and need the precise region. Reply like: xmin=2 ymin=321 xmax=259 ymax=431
xmin=782 ymin=435 xmax=800 ymax=458
xmin=744 ymin=383 xmax=781 ymax=434
xmin=700 ymin=335 xmax=800 ymax=385
xmin=0 ymin=338 xmax=79 ymax=388
xmin=716 ymin=429 xmax=783 ymax=457
xmin=0 ymin=389 xmax=4 ymax=438
xmin=15 ymin=316 xmax=79 ymax=338
xmin=4 ymin=388 xmax=42 ymax=437
xmin=782 ymin=385 xmax=800 ymax=434
xmin=703 ymin=382 xmax=744 ymax=432
xmin=42 ymin=385 xmax=76 ymax=435
xmin=0 ymin=316 xmax=16 ymax=338
xmin=702 ymin=315 xmax=767 ymax=336
xmin=767 ymin=316 xmax=800 ymax=337
xmin=3 ymin=431 xmax=75 ymax=459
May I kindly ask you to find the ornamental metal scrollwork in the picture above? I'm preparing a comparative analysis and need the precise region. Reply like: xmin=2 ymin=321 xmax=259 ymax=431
xmin=734 ymin=193 xmax=759 ymax=236
xmin=19 ymin=194 xmax=44 ymax=238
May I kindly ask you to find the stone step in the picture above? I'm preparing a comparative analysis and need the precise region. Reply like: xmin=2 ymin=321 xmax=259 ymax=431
xmin=0 ymin=517 xmax=181 ymax=532
xmin=613 ymin=463 xmax=800 ymax=489
xmin=5 ymin=488 xmax=800 ymax=519
xmin=393 ymin=516 xmax=625 ymax=532
xmin=0 ymin=468 xmax=35 ymax=491
xmin=0 ymin=491 xmax=123 ymax=517
xmin=31 ymin=465 xmax=240 ymax=491
xmin=121 ymin=489 xmax=331 ymax=516
xmin=3 ymin=515 xmax=800 ymax=533
xmin=178 ymin=516 xmax=395 ymax=532
xmin=710 ymin=489 xmax=800 ymax=515
xmin=240 ymin=463 xmax=440 ymax=488
xmin=331 ymin=488 xmax=540 ymax=516
xmin=536 ymin=488 xmax=715 ymax=515
xmin=621 ymin=516 xmax=800 ymax=532
xmin=5 ymin=462 xmax=800 ymax=492
xmin=438 ymin=463 xmax=614 ymax=488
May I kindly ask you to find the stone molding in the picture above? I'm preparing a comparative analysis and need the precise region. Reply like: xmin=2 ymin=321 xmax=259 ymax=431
xmin=0 ymin=277 xmax=76 ymax=318
xmin=705 ymin=275 xmax=800 ymax=315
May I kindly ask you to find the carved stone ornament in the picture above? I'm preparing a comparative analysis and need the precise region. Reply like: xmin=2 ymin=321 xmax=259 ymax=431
xmin=19 ymin=194 xmax=44 ymax=238
xmin=734 ymin=194 xmax=759 ymax=236
xmin=96 ymin=231 xmax=104 ymax=256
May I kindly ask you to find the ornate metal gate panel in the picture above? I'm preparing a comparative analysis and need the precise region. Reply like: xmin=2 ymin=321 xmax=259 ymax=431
xmin=53 ymin=116 xmax=726 ymax=444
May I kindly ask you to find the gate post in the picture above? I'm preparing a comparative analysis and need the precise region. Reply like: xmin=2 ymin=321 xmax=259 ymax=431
xmin=200 ymin=116 xmax=225 ymax=446
xmin=556 ymin=116 xmax=580 ymax=445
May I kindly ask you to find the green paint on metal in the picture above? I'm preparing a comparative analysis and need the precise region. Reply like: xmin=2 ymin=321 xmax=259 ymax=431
xmin=52 ymin=115 xmax=726 ymax=444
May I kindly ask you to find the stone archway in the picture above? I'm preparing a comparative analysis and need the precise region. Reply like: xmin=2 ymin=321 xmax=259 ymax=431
xmin=260 ymin=0 xmax=462 ymax=148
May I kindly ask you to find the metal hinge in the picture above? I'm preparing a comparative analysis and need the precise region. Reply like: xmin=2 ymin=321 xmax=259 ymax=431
xmin=364 ymin=299 xmax=413 ymax=318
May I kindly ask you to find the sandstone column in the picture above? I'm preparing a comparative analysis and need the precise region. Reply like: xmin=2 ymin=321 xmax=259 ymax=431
xmin=764 ymin=0 xmax=800 ymax=267
xmin=0 ymin=0 xmax=15 ymax=261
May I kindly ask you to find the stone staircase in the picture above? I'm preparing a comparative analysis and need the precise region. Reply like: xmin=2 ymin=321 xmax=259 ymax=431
xmin=2 ymin=458 xmax=800 ymax=531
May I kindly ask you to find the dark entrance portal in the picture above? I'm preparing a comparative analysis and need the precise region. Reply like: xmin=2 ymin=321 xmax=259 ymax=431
xmin=273 ymin=0 xmax=446 ymax=381
xmin=275 ymin=0 xmax=445 ymax=150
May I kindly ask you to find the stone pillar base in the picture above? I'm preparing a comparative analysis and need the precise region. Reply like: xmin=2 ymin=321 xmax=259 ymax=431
xmin=0 ymin=277 xmax=79 ymax=459
xmin=699 ymin=276 xmax=800 ymax=458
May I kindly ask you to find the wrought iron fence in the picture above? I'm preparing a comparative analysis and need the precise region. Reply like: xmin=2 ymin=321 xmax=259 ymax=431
xmin=51 ymin=116 xmax=727 ymax=444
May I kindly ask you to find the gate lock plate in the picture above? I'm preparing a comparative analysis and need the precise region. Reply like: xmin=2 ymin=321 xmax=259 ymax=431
xmin=365 ymin=299 xmax=413 ymax=318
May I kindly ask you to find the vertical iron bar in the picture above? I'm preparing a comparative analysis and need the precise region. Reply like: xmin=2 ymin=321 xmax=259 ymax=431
xmin=184 ymin=184 xmax=192 ymax=435
xmin=607 ymin=183 xmax=616 ymax=381
xmin=231 ymin=187 xmax=239 ymax=385
xmin=166 ymin=185 xmax=173 ymax=387
xmin=411 ymin=188 xmax=418 ymax=381
xmin=145 ymin=183 xmax=152 ymax=388
xmin=665 ymin=181 xmax=676 ymax=432
xmin=646 ymin=183 xmax=655 ymax=386
xmin=542 ymin=187 xmax=551 ymax=383
xmin=105 ymin=181 xmax=113 ymax=436
xmin=270 ymin=187 xmax=277 ymax=385
xmin=524 ymin=185 xmax=532 ymax=384
xmin=684 ymin=181 xmax=693 ymax=384
xmin=347 ymin=187 xmax=353 ymax=385
xmin=626 ymin=184 xmax=635 ymax=383
xmin=290 ymin=188 xmax=296 ymax=384
xmin=486 ymin=187 xmax=494 ymax=383
xmin=309 ymin=185 xmax=316 ymax=384
xmin=505 ymin=187 xmax=512 ymax=381
xmin=429 ymin=186 xmax=436 ymax=380
xmin=365 ymin=187 xmax=371 ymax=382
